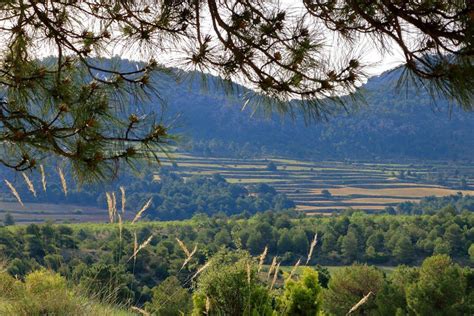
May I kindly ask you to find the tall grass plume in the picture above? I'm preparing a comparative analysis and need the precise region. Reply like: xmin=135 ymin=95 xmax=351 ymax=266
xmin=347 ymin=291 xmax=373 ymax=315
xmin=270 ymin=261 xmax=280 ymax=290
xmin=4 ymin=179 xmax=24 ymax=207
xmin=258 ymin=246 xmax=268 ymax=273
xmin=306 ymin=233 xmax=318 ymax=265
xmin=128 ymin=234 xmax=154 ymax=262
xmin=22 ymin=172 xmax=36 ymax=197
xmin=39 ymin=165 xmax=47 ymax=192
xmin=132 ymin=198 xmax=152 ymax=224
xmin=58 ymin=167 xmax=68 ymax=196
xmin=288 ymin=258 xmax=301 ymax=280
xmin=120 ymin=186 xmax=126 ymax=214
xmin=267 ymin=257 xmax=277 ymax=280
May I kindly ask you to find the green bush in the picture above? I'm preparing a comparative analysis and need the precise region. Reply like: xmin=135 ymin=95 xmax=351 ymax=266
xmin=4 ymin=269 xmax=82 ymax=315
xmin=192 ymin=250 xmax=273 ymax=316
xmin=277 ymin=267 xmax=323 ymax=315
xmin=323 ymin=264 xmax=384 ymax=315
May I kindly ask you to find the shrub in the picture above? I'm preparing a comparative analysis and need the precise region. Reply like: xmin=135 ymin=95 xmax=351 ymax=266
xmin=192 ymin=250 xmax=273 ymax=315
xmin=323 ymin=264 xmax=384 ymax=315
xmin=277 ymin=268 xmax=323 ymax=315
xmin=6 ymin=270 xmax=83 ymax=315
xmin=146 ymin=276 xmax=192 ymax=315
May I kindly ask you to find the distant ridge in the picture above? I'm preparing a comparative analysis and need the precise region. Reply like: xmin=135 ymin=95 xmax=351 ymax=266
xmin=140 ymin=63 xmax=472 ymax=161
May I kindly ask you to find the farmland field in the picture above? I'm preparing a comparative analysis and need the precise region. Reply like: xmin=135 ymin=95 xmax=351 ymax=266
xmin=157 ymin=153 xmax=474 ymax=214
xmin=1 ymin=152 xmax=473 ymax=223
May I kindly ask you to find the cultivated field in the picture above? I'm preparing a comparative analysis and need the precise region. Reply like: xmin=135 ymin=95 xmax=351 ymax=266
xmin=1 ymin=152 xmax=473 ymax=223
xmin=157 ymin=153 xmax=474 ymax=215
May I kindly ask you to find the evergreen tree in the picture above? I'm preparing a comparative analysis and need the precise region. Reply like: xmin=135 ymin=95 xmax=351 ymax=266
xmin=291 ymin=229 xmax=309 ymax=256
xmin=341 ymin=229 xmax=360 ymax=262
xmin=393 ymin=236 xmax=414 ymax=264
xmin=3 ymin=212 xmax=15 ymax=226
xmin=323 ymin=264 xmax=385 ymax=315
xmin=406 ymin=255 xmax=467 ymax=315
xmin=0 ymin=1 xmax=471 ymax=177
xmin=277 ymin=230 xmax=293 ymax=254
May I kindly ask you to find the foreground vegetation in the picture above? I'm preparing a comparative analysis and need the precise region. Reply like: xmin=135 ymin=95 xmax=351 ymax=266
xmin=1 ymin=192 xmax=473 ymax=314
xmin=0 ymin=252 xmax=471 ymax=315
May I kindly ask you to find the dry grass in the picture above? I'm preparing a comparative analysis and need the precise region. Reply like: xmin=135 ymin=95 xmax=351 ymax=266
xmin=176 ymin=238 xmax=197 ymax=270
xmin=120 ymin=186 xmax=126 ymax=215
xmin=106 ymin=192 xmax=114 ymax=223
xmin=4 ymin=180 xmax=23 ymax=207
xmin=347 ymin=291 xmax=373 ymax=315
xmin=288 ymin=258 xmax=301 ymax=280
xmin=267 ymin=257 xmax=277 ymax=280
xmin=270 ymin=261 xmax=280 ymax=290
xmin=132 ymin=198 xmax=153 ymax=224
xmin=306 ymin=233 xmax=318 ymax=265
xmin=40 ymin=165 xmax=47 ymax=192
xmin=345 ymin=197 xmax=420 ymax=204
xmin=191 ymin=262 xmax=210 ymax=281
xmin=311 ymin=186 xmax=474 ymax=197
xmin=128 ymin=235 xmax=153 ymax=262
xmin=258 ymin=246 xmax=268 ymax=273
xmin=22 ymin=173 xmax=37 ymax=197
xmin=58 ymin=167 xmax=68 ymax=196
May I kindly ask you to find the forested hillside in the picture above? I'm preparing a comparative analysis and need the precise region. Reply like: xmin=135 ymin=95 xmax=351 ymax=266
xmin=151 ymin=65 xmax=474 ymax=160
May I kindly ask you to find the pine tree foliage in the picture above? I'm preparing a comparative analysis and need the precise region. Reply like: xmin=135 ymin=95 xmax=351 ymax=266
xmin=0 ymin=1 xmax=472 ymax=179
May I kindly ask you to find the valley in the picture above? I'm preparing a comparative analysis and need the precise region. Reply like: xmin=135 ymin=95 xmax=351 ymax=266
xmin=1 ymin=152 xmax=472 ymax=223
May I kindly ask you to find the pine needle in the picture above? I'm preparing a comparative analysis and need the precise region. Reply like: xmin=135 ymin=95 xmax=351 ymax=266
xmin=270 ymin=261 xmax=280 ymax=290
xmin=58 ymin=167 xmax=67 ymax=196
xmin=4 ymin=180 xmax=24 ymax=207
xmin=39 ymin=165 xmax=47 ymax=192
xmin=306 ymin=233 xmax=318 ymax=265
xmin=120 ymin=186 xmax=126 ymax=214
xmin=132 ymin=198 xmax=152 ymax=224
xmin=288 ymin=258 xmax=301 ymax=281
xmin=258 ymin=246 xmax=268 ymax=273
xmin=22 ymin=172 xmax=36 ymax=197
xmin=347 ymin=291 xmax=373 ymax=315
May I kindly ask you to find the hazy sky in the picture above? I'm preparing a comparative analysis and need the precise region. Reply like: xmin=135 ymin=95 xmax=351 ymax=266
xmin=278 ymin=0 xmax=405 ymax=76
xmin=30 ymin=1 xmax=406 ymax=78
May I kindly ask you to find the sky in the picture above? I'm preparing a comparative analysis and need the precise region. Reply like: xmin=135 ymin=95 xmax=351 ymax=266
xmin=28 ymin=1 xmax=406 ymax=79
